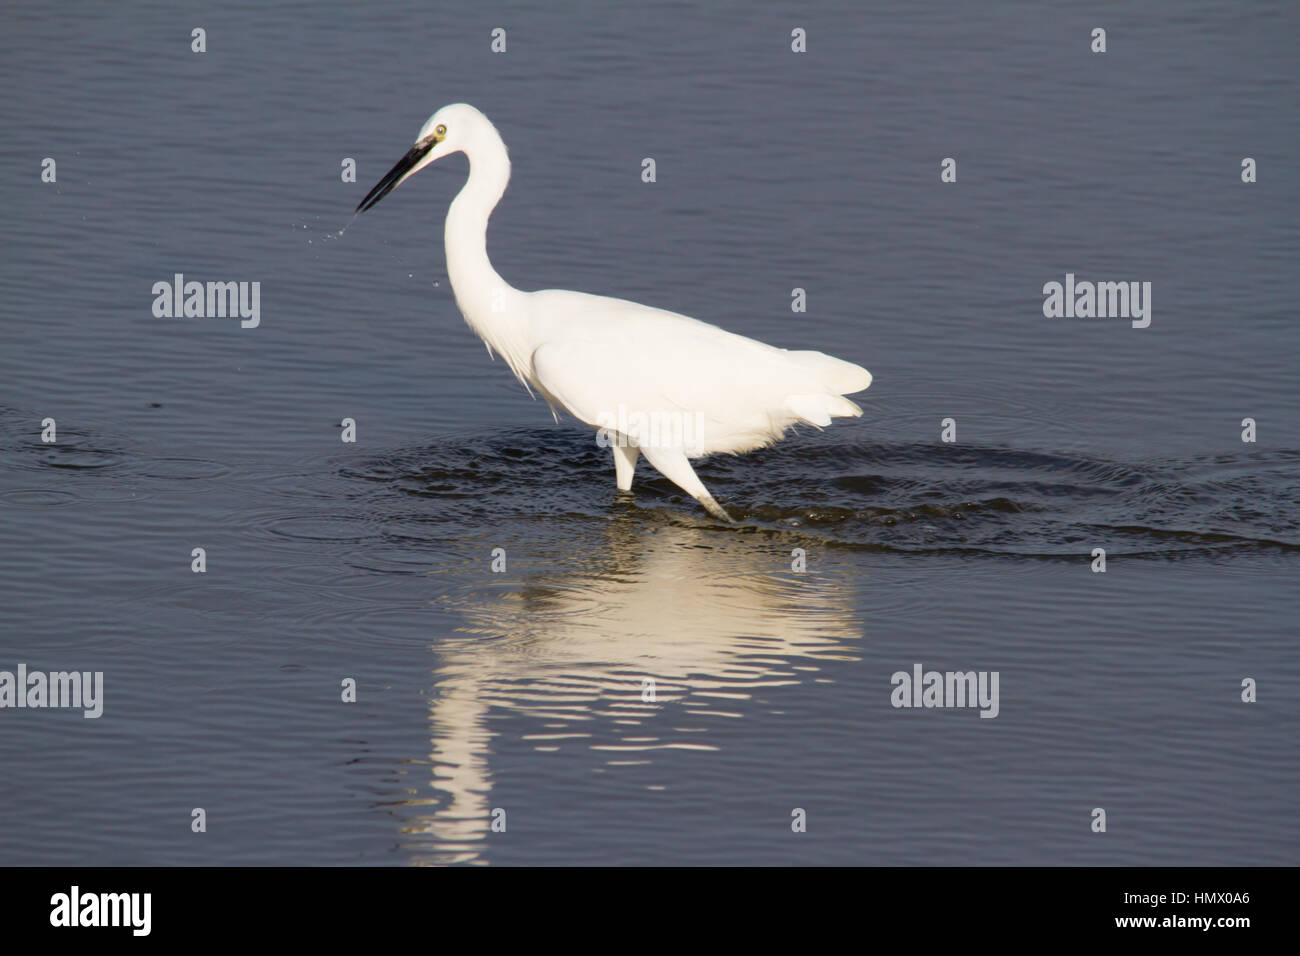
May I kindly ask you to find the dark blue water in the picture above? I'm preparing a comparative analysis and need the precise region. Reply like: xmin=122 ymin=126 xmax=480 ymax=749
xmin=1 ymin=1 xmax=1297 ymax=864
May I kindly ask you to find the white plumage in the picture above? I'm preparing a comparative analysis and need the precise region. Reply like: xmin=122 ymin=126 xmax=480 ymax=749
xmin=357 ymin=103 xmax=871 ymax=521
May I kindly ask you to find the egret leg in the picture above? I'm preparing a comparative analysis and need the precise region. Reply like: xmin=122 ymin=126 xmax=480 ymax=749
xmin=639 ymin=446 xmax=735 ymax=523
xmin=612 ymin=441 xmax=639 ymax=491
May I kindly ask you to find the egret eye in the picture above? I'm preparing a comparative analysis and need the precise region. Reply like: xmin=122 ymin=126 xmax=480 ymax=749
xmin=435 ymin=124 xmax=447 ymax=137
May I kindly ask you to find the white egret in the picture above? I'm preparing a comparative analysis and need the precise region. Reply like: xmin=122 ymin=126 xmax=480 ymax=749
xmin=356 ymin=104 xmax=871 ymax=521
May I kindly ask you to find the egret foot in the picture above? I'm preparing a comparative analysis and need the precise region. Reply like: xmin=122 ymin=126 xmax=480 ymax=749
xmin=639 ymin=446 xmax=734 ymax=523
xmin=697 ymin=493 xmax=735 ymax=523
xmin=612 ymin=442 xmax=639 ymax=491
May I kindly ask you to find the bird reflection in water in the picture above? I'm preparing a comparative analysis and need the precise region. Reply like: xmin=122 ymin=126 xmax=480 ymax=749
xmin=396 ymin=514 xmax=863 ymax=864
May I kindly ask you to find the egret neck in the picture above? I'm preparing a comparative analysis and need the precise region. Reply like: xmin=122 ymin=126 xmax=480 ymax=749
xmin=444 ymin=124 xmax=531 ymax=384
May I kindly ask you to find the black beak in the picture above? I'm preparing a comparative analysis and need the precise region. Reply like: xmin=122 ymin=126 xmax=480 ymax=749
xmin=355 ymin=140 xmax=436 ymax=213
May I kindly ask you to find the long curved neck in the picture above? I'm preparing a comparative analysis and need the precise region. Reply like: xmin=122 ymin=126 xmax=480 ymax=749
xmin=444 ymin=131 xmax=531 ymax=383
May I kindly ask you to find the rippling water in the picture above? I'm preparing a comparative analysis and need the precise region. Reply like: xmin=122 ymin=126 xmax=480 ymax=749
xmin=2 ymin=1 xmax=1298 ymax=864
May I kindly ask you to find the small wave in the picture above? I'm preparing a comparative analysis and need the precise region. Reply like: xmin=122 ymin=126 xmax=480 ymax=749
xmin=343 ymin=428 xmax=1300 ymax=560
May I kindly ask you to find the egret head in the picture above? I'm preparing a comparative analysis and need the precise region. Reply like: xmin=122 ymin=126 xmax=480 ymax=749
xmin=355 ymin=103 xmax=488 ymax=213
